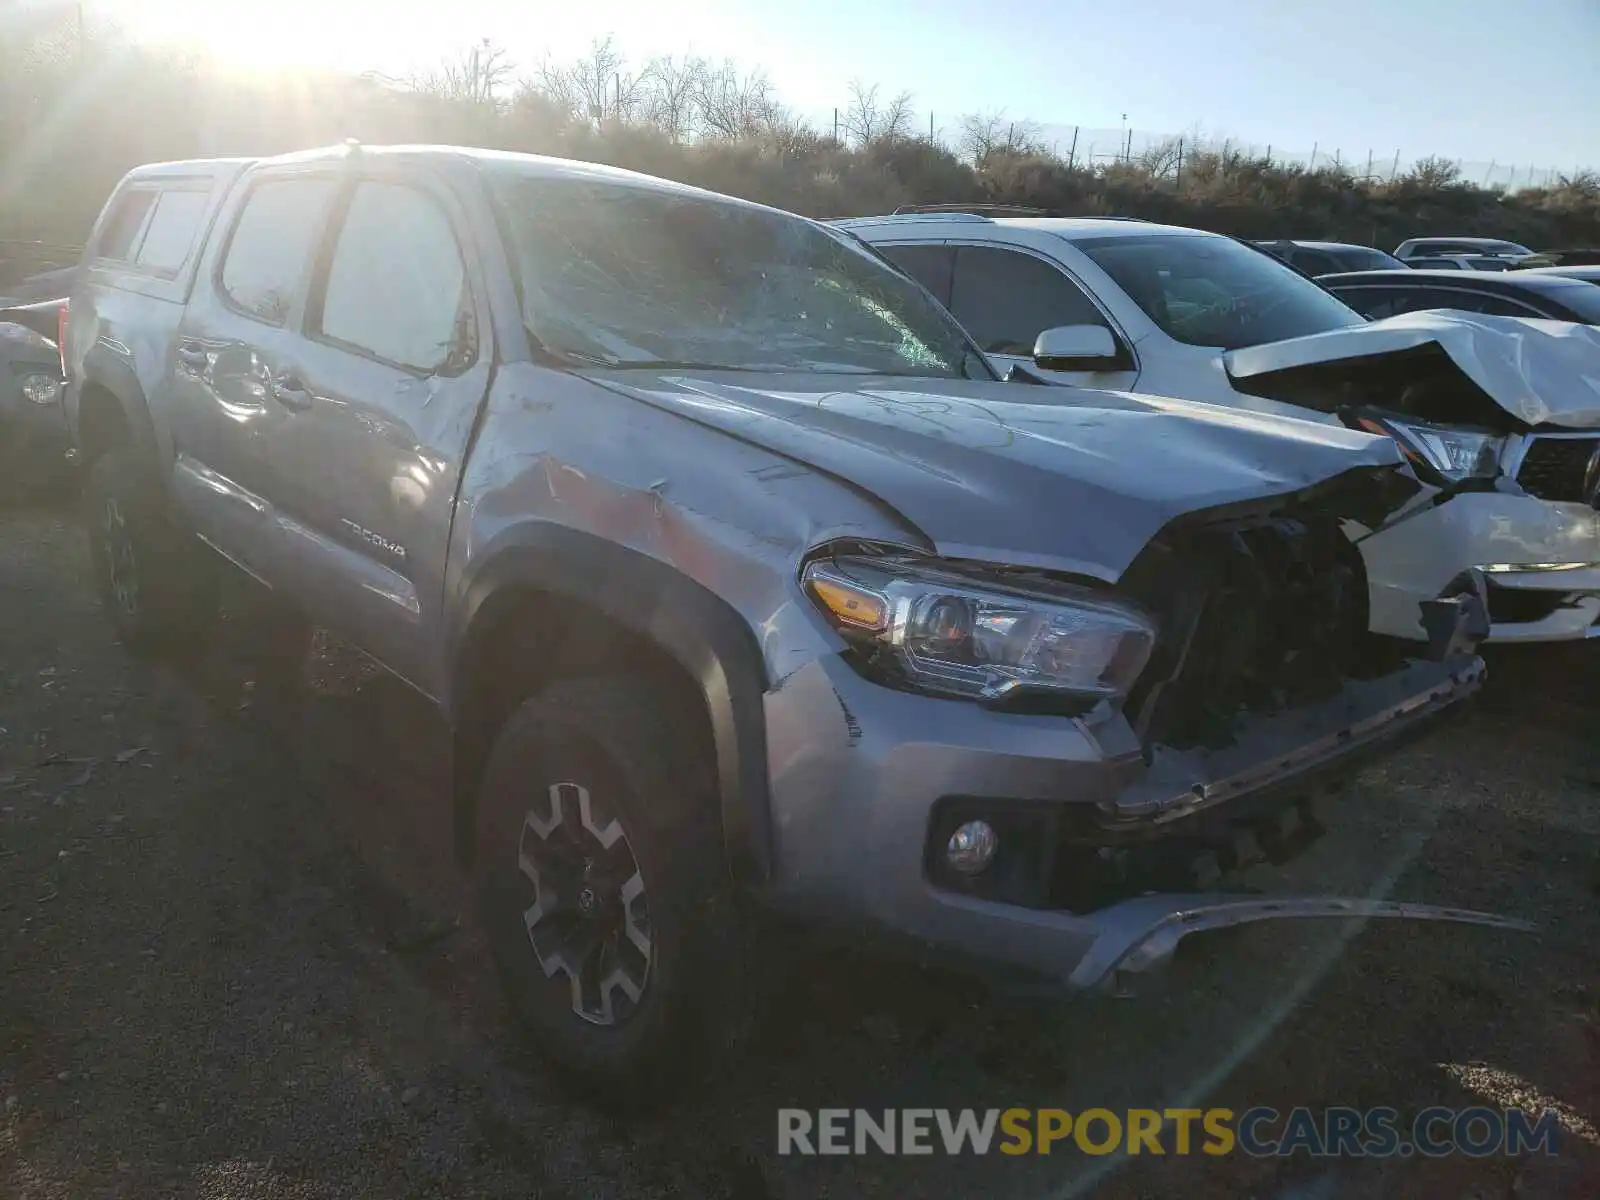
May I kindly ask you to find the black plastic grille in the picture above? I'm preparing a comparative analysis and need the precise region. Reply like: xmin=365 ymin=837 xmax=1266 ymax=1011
xmin=1516 ymin=436 xmax=1600 ymax=502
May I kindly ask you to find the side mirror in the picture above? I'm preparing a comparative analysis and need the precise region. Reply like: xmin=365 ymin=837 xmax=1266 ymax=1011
xmin=1032 ymin=325 xmax=1122 ymax=372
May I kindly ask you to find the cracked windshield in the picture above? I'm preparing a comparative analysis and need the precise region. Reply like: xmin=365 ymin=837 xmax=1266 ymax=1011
xmin=1 ymin=0 xmax=1596 ymax=1198
xmin=498 ymin=178 xmax=980 ymax=374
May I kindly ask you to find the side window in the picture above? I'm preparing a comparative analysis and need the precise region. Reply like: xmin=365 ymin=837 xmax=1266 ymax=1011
xmin=878 ymin=244 xmax=955 ymax=306
xmin=1332 ymin=287 xmax=1399 ymax=319
xmin=1467 ymin=294 xmax=1544 ymax=317
xmin=95 ymin=189 xmax=157 ymax=261
xmin=133 ymin=189 xmax=209 ymax=275
xmin=1289 ymin=248 xmax=1340 ymax=277
xmin=948 ymin=246 xmax=1111 ymax=356
xmin=220 ymin=178 xmax=336 ymax=325
xmin=1398 ymin=287 xmax=1474 ymax=314
xmin=315 ymin=182 xmax=470 ymax=373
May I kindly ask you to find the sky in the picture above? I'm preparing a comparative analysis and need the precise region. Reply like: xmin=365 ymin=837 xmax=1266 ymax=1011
xmin=88 ymin=0 xmax=1600 ymax=172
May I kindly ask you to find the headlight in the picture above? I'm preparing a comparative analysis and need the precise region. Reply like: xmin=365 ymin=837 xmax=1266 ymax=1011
xmin=1359 ymin=414 xmax=1503 ymax=484
xmin=801 ymin=552 xmax=1156 ymax=703
xmin=17 ymin=372 xmax=62 ymax=406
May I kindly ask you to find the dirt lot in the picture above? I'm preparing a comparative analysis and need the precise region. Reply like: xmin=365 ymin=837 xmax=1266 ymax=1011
xmin=1 ymin=502 xmax=1598 ymax=1199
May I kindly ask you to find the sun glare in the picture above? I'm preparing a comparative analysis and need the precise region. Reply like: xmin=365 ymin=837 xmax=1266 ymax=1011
xmin=98 ymin=0 xmax=438 ymax=78
xmin=95 ymin=0 xmax=761 ymax=92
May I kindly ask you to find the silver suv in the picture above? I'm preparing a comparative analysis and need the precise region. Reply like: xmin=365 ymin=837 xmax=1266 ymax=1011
xmin=62 ymin=145 xmax=1507 ymax=1105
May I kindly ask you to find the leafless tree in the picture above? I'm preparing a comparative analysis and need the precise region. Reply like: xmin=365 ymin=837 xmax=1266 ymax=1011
xmin=410 ymin=39 xmax=512 ymax=108
xmin=956 ymin=110 xmax=1043 ymax=165
xmin=544 ymin=35 xmax=643 ymax=125
xmin=1137 ymin=134 xmax=1184 ymax=178
xmin=530 ymin=56 xmax=583 ymax=123
xmin=640 ymin=54 xmax=704 ymax=142
xmin=694 ymin=60 xmax=778 ymax=140
xmin=842 ymin=80 xmax=914 ymax=148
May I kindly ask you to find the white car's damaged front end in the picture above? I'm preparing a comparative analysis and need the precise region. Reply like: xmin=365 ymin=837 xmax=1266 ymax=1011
xmin=1226 ymin=311 xmax=1600 ymax=644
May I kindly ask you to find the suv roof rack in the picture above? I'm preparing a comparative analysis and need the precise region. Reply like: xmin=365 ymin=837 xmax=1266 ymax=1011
xmin=885 ymin=203 xmax=1155 ymax=222
xmin=890 ymin=203 xmax=1054 ymax=218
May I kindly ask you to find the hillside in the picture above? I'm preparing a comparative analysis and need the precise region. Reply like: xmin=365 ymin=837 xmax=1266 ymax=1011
xmin=2 ymin=22 xmax=1596 ymax=259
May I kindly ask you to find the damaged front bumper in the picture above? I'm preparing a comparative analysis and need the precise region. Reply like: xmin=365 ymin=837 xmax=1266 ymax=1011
xmin=1224 ymin=313 xmax=1600 ymax=646
xmin=762 ymin=590 xmax=1523 ymax=991
xmin=1109 ymin=653 xmax=1484 ymax=827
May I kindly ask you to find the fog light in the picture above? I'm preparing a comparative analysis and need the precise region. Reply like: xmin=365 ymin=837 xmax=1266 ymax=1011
xmin=945 ymin=820 xmax=998 ymax=875
xmin=19 ymin=373 xmax=61 ymax=405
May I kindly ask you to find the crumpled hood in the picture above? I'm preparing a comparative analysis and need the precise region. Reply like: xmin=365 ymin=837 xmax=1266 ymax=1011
xmin=586 ymin=371 xmax=1411 ymax=582
xmin=1225 ymin=310 xmax=1600 ymax=428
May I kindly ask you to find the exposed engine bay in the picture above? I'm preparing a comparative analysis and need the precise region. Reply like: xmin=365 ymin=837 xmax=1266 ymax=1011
xmin=1066 ymin=500 xmax=1480 ymax=913
xmin=1121 ymin=511 xmax=1376 ymax=752
xmin=928 ymin=479 xmax=1488 ymax=917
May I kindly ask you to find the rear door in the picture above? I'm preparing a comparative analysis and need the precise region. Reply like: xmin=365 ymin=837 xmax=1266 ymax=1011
xmin=944 ymin=244 xmax=1138 ymax=389
xmin=167 ymin=168 xmax=340 ymax=579
xmin=267 ymin=167 xmax=491 ymax=694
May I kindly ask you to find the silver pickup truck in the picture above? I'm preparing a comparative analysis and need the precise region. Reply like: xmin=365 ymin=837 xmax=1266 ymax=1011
xmin=61 ymin=143 xmax=1513 ymax=1106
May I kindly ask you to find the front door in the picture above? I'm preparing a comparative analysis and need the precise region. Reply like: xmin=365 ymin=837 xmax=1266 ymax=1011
xmin=946 ymin=244 xmax=1140 ymax=390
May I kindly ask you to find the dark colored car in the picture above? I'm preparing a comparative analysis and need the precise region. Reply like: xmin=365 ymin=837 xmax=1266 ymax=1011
xmin=1255 ymin=240 xmax=1406 ymax=275
xmin=0 ymin=265 xmax=77 ymax=306
xmin=0 ymin=315 xmax=69 ymax=496
xmin=0 ymin=299 xmax=70 ymax=499
xmin=1319 ymin=269 xmax=1600 ymax=324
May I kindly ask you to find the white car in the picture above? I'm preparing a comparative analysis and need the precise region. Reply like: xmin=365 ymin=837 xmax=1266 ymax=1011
xmin=1398 ymin=255 xmax=1518 ymax=272
xmin=840 ymin=211 xmax=1600 ymax=645
xmin=1393 ymin=237 xmax=1534 ymax=263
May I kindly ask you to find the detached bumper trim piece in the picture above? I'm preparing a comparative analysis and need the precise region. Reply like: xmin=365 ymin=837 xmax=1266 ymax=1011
xmin=1066 ymin=894 xmax=1538 ymax=991
xmin=1479 ymin=561 xmax=1600 ymax=574
xmin=1111 ymin=655 xmax=1485 ymax=825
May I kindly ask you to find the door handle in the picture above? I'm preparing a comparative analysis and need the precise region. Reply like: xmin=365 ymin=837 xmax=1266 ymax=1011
xmin=271 ymin=374 xmax=312 ymax=411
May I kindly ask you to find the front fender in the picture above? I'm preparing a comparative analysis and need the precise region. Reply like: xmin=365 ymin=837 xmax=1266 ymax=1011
xmin=450 ymin=526 xmax=775 ymax=886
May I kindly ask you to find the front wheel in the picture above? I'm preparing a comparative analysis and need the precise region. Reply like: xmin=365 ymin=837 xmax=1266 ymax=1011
xmin=83 ymin=448 xmax=217 ymax=655
xmin=474 ymin=675 xmax=739 ymax=1108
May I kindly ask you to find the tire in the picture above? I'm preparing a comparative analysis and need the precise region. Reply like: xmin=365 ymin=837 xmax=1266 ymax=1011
xmin=83 ymin=447 xmax=218 ymax=655
xmin=474 ymin=674 xmax=739 ymax=1108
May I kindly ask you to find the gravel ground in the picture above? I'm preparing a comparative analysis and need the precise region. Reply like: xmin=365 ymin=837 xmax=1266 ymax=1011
xmin=1 ymin=504 xmax=1597 ymax=1199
